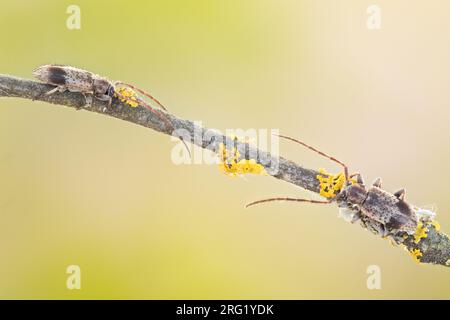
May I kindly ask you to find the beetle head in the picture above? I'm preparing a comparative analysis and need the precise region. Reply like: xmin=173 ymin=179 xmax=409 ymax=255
xmin=106 ymin=85 xmax=115 ymax=98
xmin=93 ymin=78 xmax=111 ymax=96
xmin=341 ymin=184 xmax=367 ymax=206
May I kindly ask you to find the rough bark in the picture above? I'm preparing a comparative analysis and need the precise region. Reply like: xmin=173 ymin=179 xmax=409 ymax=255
xmin=0 ymin=73 xmax=448 ymax=268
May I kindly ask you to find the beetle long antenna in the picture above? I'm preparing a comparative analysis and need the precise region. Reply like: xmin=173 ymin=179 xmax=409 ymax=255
xmin=115 ymin=89 xmax=166 ymax=122
xmin=114 ymin=89 xmax=192 ymax=159
xmin=246 ymin=197 xmax=331 ymax=208
xmin=275 ymin=134 xmax=349 ymax=181
xmin=115 ymin=81 xmax=167 ymax=111
xmin=172 ymin=134 xmax=192 ymax=159
xmin=114 ymin=90 xmax=170 ymax=134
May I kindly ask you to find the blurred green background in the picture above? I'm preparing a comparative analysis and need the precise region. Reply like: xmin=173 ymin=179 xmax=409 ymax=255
xmin=0 ymin=0 xmax=449 ymax=299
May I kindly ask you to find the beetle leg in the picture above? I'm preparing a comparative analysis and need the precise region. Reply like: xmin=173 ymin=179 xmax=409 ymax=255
xmin=77 ymin=93 xmax=92 ymax=110
xmin=350 ymin=173 xmax=365 ymax=185
xmin=370 ymin=222 xmax=387 ymax=237
xmin=389 ymin=234 xmax=405 ymax=245
xmin=380 ymin=225 xmax=389 ymax=238
xmin=95 ymin=93 xmax=111 ymax=102
xmin=93 ymin=93 xmax=113 ymax=110
xmin=360 ymin=217 xmax=378 ymax=235
xmin=372 ymin=177 xmax=382 ymax=188
xmin=394 ymin=188 xmax=406 ymax=200
xmin=96 ymin=93 xmax=112 ymax=105
xmin=45 ymin=86 xmax=65 ymax=95
xmin=350 ymin=211 xmax=362 ymax=223
xmin=362 ymin=217 xmax=387 ymax=237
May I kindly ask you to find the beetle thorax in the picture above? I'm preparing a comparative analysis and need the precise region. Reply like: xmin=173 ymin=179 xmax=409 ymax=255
xmin=93 ymin=78 xmax=111 ymax=95
xmin=344 ymin=184 xmax=367 ymax=206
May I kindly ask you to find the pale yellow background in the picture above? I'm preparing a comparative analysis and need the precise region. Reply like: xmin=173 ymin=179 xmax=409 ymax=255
xmin=0 ymin=0 xmax=449 ymax=299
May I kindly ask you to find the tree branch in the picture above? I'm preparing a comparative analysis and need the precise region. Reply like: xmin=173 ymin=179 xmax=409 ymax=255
xmin=0 ymin=73 xmax=448 ymax=268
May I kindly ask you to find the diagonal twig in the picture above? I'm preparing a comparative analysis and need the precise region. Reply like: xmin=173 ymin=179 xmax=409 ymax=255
xmin=0 ymin=73 xmax=448 ymax=268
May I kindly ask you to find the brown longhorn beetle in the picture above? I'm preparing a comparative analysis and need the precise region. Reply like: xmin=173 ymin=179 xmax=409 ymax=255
xmin=33 ymin=64 xmax=167 ymax=113
xmin=33 ymin=64 xmax=190 ymax=156
xmin=246 ymin=134 xmax=434 ymax=243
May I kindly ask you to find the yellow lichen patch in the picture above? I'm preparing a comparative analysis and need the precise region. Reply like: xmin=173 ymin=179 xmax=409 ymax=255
xmin=431 ymin=220 xmax=441 ymax=231
xmin=410 ymin=249 xmax=423 ymax=263
xmin=413 ymin=221 xmax=429 ymax=244
xmin=316 ymin=169 xmax=345 ymax=198
xmin=114 ymin=87 xmax=140 ymax=108
xmin=218 ymin=143 xmax=267 ymax=177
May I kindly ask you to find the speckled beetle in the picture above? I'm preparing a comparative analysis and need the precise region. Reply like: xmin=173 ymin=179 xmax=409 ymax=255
xmin=246 ymin=134 xmax=433 ymax=243
xmin=33 ymin=64 xmax=167 ymax=111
